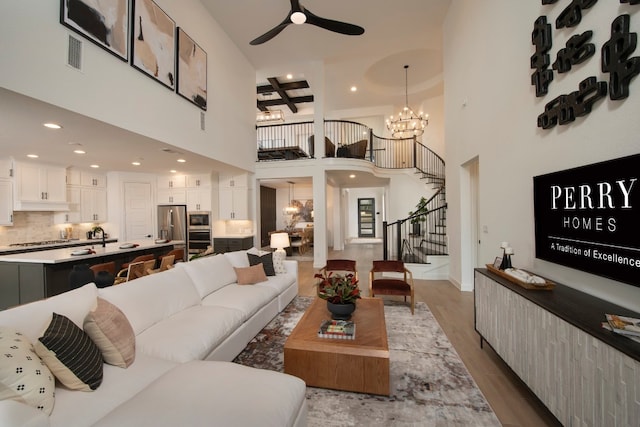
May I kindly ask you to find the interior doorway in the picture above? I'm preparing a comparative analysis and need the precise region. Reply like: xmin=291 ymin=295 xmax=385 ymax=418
xmin=460 ymin=157 xmax=480 ymax=292
xmin=123 ymin=182 xmax=153 ymax=240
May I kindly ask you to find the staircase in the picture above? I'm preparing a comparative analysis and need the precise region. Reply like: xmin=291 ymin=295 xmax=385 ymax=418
xmin=383 ymin=142 xmax=448 ymax=264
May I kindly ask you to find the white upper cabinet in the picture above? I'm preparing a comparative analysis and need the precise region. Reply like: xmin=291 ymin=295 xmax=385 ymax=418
xmin=80 ymin=171 xmax=106 ymax=188
xmin=0 ymin=179 xmax=13 ymax=225
xmin=186 ymin=174 xmax=211 ymax=188
xmin=219 ymin=173 xmax=249 ymax=188
xmin=158 ymin=175 xmax=186 ymax=189
xmin=13 ymin=161 xmax=68 ymax=211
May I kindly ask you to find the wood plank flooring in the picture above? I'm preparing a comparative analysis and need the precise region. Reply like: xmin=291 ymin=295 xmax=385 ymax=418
xmin=295 ymin=243 xmax=562 ymax=427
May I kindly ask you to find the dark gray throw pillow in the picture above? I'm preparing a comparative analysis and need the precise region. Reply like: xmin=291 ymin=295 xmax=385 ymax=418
xmin=247 ymin=252 xmax=276 ymax=276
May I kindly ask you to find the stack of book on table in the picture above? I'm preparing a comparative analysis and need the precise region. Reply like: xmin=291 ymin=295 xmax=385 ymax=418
xmin=602 ymin=314 xmax=640 ymax=343
xmin=318 ymin=319 xmax=356 ymax=340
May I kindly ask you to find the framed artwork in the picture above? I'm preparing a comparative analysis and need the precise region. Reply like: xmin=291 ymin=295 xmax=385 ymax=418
xmin=493 ymin=257 xmax=502 ymax=269
xmin=177 ymin=28 xmax=207 ymax=110
xmin=60 ymin=0 xmax=129 ymax=61
xmin=131 ymin=0 xmax=175 ymax=90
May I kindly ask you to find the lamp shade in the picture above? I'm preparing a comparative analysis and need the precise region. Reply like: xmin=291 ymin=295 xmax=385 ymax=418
xmin=270 ymin=232 xmax=290 ymax=249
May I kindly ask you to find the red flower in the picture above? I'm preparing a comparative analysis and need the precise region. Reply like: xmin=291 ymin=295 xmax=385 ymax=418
xmin=315 ymin=272 xmax=361 ymax=304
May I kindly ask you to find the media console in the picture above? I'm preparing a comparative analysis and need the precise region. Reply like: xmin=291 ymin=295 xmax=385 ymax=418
xmin=474 ymin=268 xmax=639 ymax=426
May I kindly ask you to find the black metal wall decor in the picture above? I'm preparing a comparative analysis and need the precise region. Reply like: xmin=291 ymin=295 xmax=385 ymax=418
xmin=534 ymin=2 xmax=639 ymax=129
xmin=555 ymin=0 xmax=598 ymax=29
xmin=602 ymin=15 xmax=640 ymax=100
xmin=552 ymin=31 xmax=595 ymax=73
xmin=531 ymin=16 xmax=553 ymax=97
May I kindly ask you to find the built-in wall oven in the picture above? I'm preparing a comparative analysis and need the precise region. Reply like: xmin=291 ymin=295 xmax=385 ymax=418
xmin=188 ymin=211 xmax=211 ymax=254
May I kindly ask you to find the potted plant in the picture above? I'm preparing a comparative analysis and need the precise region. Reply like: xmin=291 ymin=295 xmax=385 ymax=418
xmin=408 ymin=196 xmax=428 ymax=235
xmin=314 ymin=271 xmax=361 ymax=320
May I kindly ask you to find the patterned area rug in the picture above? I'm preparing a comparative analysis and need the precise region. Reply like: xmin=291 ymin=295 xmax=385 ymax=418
xmin=233 ymin=297 xmax=500 ymax=426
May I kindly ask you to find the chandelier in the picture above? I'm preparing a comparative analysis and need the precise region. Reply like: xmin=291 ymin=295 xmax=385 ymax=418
xmin=283 ymin=181 xmax=299 ymax=215
xmin=256 ymin=109 xmax=285 ymax=123
xmin=386 ymin=65 xmax=428 ymax=138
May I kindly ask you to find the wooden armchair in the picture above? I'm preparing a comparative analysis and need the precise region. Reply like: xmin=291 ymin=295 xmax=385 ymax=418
xmin=290 ymin=228 xmax=312 ymax=255
xmin=147 ymin=254 xmax=175 ymax=274
xmin=369 ymin=260 xmax=415 ymax=314
xmin=120 ymin=254 xmax=155 ymax=269
xmin=319 ymin=259 xmax=357 ymax=281
xmin=114 ymin=260 xmax=156 ymax=285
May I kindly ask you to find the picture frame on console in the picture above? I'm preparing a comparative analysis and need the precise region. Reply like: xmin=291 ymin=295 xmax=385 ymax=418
xmin=177 ymin=27 xmax=207 ymax=110
xmin=131 ymin=0 xmax=176 ymax=90
xmin=60 ymin=0 xmax=129 ymax=61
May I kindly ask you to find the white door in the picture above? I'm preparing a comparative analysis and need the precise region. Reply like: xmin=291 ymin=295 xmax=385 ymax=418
xmin=124 ymin=182 xmax=153 ymax=240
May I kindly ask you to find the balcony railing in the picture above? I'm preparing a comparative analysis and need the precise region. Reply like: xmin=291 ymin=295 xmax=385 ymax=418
xmin=256 ymin=119 xmax=448 ymax=263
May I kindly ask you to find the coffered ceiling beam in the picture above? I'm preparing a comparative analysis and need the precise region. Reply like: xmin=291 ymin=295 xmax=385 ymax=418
xmin=257 ymin=95 xmax=314 ymax=111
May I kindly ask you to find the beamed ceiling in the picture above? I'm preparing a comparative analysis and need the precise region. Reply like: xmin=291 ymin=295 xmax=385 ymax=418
xmin=257 ymin=77 xmax=314 ymax=113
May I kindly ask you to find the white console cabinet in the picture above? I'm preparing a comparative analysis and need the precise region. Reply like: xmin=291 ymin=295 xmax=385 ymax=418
xmin=475 ymin=269 xmax=640 ymax=426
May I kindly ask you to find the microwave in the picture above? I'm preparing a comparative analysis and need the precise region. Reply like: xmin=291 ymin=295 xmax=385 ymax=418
xmin=188 ymin=211 xmax=210 ymax=228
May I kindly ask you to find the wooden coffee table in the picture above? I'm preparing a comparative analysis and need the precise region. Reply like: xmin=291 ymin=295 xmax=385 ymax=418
xmin=284 ymin=297 xmax=389 ymax=395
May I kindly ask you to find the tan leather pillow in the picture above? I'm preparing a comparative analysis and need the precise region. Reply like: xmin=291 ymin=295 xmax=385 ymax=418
xmin=234 ymin=264 xmax=268 ymax=285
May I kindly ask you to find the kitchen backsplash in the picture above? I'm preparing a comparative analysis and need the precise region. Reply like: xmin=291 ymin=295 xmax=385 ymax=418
xmin=0 ymin=212 xmax=98 ymax=246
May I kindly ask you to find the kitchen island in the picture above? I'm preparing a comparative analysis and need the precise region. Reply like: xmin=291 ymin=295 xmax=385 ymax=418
xmin=0 ymin=240 xmax=182 ymax=309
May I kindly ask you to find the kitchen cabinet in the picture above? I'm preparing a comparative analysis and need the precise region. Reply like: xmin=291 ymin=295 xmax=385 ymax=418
xmin=158 ymin=175 xmax=186 ymax=189
xmin=80 ymin=171 xmax=106 ymax=188
xmin=213 ymin=237 xmax=253 ymax=253
xmin=219 ymin=173 xmax=248 ymax=188
xmin=219 ymin=187 xmax=249 ymax=220
xmin=54 ymin=187 xmax=81 ymax=224
xmin=186 ymin=188 xmax=212 ymax=211
xmin=0 ymin=179 xmax=13 ymax=225
xmin=13 ymin=162 xmax=67 ymax=210
xmin=81 ymin=187 xmax=107 ymax=222
xmin=157 ymin=188 xmax=187 ymax=205
xmin=0 ymin=159 xmax=12 ymax=179
xmin=186 ymin=174 xmax=211 ymax=188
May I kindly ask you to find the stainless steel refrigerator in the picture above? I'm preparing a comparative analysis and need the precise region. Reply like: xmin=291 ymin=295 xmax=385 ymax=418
xmin=157 ymin=205 xmax=188 ymax=244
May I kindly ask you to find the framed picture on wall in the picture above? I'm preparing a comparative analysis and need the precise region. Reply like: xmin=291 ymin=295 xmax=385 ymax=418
xmin=177 ymin=27 xmax=207 ymax=110
xmin=130 ymin=0 xmax=175 ymax=90
xmin=60 ymin=0 xmax=129 ymax=61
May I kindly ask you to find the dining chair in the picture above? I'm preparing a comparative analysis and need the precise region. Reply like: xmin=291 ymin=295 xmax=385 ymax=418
xmin=89 ymin=261 xmax=116 ymax=287
xmin=319 ymin=259 xmax=357 ymax=280
xmin=369 ymin=260 xmax=415 ymax=314
xmin=147 ymin=254 xmax=175 ymax=274
xmin=120 ymin=254 xmax=155 ymax=269
xmin=290 ymin=228 xmax=312 ymax=255
xmin=114 ymin=260 xmax=153 ymax=284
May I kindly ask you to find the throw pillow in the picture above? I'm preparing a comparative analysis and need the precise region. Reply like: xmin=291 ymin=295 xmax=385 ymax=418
xmin=234 ymin=264 xmax=268 ymax=285
xmin=34 ymin=313 xmax=103 ymax=391
xmin=247 ymin=252 xmax=275 ymax=276
xmin=84 ymin=298 xmax=135 ymax=368
xmin=0 ymin=327 xmax=55 ymax=415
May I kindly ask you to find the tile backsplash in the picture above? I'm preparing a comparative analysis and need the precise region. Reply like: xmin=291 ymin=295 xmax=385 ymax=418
xmin=0 ymin=212 xmax=95 ymax=246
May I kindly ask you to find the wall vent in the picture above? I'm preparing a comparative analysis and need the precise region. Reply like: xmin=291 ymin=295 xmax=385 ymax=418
xmin=200 ymin=112 xmax=205 ymax=131
xmin=67 ymin=35 xmax=83 ymax=70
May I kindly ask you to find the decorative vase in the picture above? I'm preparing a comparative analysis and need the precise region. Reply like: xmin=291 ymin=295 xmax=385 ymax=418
xmin=327 ymin=301 xmax=356 ymax=320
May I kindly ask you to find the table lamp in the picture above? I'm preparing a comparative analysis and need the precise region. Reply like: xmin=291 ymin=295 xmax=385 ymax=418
xmin=270 ymin=232 xmax=290 ymax=265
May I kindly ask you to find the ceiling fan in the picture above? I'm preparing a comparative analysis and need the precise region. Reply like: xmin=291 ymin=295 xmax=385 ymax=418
xmin=250 ymin=0 xmax=365 ymax=45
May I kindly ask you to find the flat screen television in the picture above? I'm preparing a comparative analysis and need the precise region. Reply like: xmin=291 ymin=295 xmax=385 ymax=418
xmin=533 ymin=154 xmax=640 ymax=287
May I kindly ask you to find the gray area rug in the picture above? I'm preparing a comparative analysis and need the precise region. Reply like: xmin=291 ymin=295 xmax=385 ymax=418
xmin=233 ymin=297 xmax=500 ymax=426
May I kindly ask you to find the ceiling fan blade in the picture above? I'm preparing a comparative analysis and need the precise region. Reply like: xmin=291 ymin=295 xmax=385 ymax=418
xmin=304 ymin=10 xmax=364 ymax=36
xmin=250 ymin=20 xmax=292 ymax=45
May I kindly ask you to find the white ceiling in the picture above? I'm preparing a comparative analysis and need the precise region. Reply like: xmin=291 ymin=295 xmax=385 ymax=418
xmin=0 ymin=1 xmax=450 ymax=185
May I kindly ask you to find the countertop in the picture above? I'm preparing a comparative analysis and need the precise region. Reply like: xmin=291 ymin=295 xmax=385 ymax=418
xmin=0 ymin=240 xmax=183 ymax=264
xmin=0 ymin=238 xmax=118 ymax=255
xmin=213 ymin=234 xmax=254 ymax=238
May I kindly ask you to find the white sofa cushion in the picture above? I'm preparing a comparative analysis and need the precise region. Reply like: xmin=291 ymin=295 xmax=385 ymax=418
xmin=256 ymin=271 xmax=297 ymax=295
xmin=49 ymin=354 xmax=177 ymax=427
xmin=91 ymin=361 xmax=307 ymax=427
xmin=135 ymin=305 xmax=245 ymax=363
xmin=0 ymin=400 xmax=50 ymax=427
xmin=0 ymin=283 xmax=98 ymax=344
xmin=98 ymin=267 xmax=200 ymax=335
xmin=175 ymin=254 xmax=237 ymax=298
xmin=201 ymin=284 xmax=278 ymax=321
xmin=223 ymin=249 xmax=250 ymax=268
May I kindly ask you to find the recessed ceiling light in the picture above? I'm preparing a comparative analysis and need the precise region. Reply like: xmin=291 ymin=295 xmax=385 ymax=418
xmin=350 ymin=86 xmax=357 ymax=92
xmin=27 ymin=154 xmax=39 ymax=158
xmin=286 ymin=74 xmax=293 ymax=79
xmin=73 ymin=149 xmax=86 ymax=154
xmin=349 ymin=174 xmax=356 ymax=178
xmin=43 ymin=123 xmax=62 ymax=129
xmin=132 ymin=161 xmax=141 ymax=166
xmin=177 ymin=159 xmax=186 ymax=163
xmin=90 ymin=164 xmax=100 ymax=168
xmin=170 ymin=170 xmax=177 ymax=173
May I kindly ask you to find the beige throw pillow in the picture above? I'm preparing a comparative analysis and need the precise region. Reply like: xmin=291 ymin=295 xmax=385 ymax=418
xmin=84 ymin=298 xmax=136 ymax=368
xmin=234 ymin=264 xmax=268 ymax=285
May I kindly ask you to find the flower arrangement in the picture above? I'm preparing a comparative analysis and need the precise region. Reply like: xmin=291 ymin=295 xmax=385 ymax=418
xmin=314 ymin=271 xmax=362 ymax=304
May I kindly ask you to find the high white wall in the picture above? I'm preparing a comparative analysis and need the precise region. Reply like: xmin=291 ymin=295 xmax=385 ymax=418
xmin=444 ymin=1 xmax=640 ymax=310
xmin=0 ymin=0 xmax=256 ymax=172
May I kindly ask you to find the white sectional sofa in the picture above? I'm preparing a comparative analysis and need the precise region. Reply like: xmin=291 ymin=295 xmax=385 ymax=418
xmin=0 ymin=250 xmax=307 ymax=427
